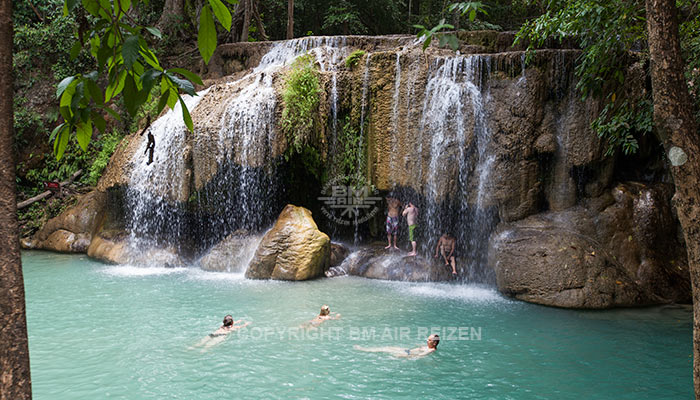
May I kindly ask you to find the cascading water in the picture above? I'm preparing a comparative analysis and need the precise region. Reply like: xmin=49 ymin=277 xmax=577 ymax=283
xmin=124 ymin=90 xmax=209 ymax=262
xmin=124 ymin=37 xmax=355 ymax=259
xmin=416 ymin=55 xmax=496 ymax=282
xmin=123 ymin=36 xmax=507 ymax=281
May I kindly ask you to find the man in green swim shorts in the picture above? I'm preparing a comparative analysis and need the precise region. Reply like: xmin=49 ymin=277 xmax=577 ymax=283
xmin=402 ymin=202 xmax=419 ymax=256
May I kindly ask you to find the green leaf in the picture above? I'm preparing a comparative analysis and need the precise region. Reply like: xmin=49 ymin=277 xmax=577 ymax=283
xmin=81 ymin=0 xmax=100 ymax=17
xmin=118 ymin=0 xmax=132 ymax=16
xmin=166 ymin=87 xmax=179 ymax=109
xmin=165 ymin=72 xmax=196 ymax=96
xmin=156 ymin=90 xmax=170 ymax=114
xmin=122 ymin=35 xmax=140 ymax=70
xmin=123 ymin=74 xmax=141 ymax=116
xmin=208 ymin=0 xmax=232 ymax=31
xmin=76 ymin=120 xmax=93 ymax=151
xmin=49 ymin=122 xmax=65 ymax=143
xmin=70 ymin=41 xmax=83 ymax=60
xmin=63 ymin=0 xmax=79 ymax=15
xmin=91 ymin=112 xmax=106 ymax=133
xmin=56 ymin=76 xmax=76 ymax=99
xmin=178 ymin=95 xmax=194 ymax=131
xmin=145 ymin=26 xmax=162 ymax=39
xmin=53 ymin=124 xmax=70 ymax=161
xmin=105 ymin=70 xmax=127 ymax=102
xmin=104 ymin=107 xmax=121 ymax=121
xmin=141 ymin=69 xmax=163 ymax=93
xmin=198 ymin=5 xmax=217 ymax=64
xmin=469 ymin=9 xmax=476 ymax=21
xmin=168 ymin=68 xmax=204 ymax=86
xmin=86 ymin=79 xmax=104 ymax=106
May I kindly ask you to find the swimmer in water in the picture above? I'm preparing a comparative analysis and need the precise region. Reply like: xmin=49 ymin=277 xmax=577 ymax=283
xmin=303 ymin=305 xmax=341 ymax=328
xmin=193 ymin=315 xmax=250 ymax=351
xmin=354 ymin=334 xmax=439 ymax=359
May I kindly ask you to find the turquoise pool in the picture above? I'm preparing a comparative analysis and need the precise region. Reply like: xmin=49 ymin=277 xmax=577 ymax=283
xmin=23 ymin=251 xmax=692 ymax=399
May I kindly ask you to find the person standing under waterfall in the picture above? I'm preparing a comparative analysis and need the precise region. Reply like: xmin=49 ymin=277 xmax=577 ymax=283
xmin=403 ymin=202 xmax=419 ymax=256
xmin=385 ymin=197 xmax=402 ymax=250
xmin=434 ymin=233 xmax=457 ymax=276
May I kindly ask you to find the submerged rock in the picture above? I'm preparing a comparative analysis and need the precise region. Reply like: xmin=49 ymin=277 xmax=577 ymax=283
xmin=337 ymin=244 xmax=453 ymax=282
xmin=199 ymin=231 xmax=262 ymax=272
xmin=245 ymin=205 xmax=330 ymax=281
xmin=489 ymin=183 xmax=690 ymax=308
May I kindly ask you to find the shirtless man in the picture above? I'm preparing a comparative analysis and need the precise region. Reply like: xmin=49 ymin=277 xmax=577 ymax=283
xmin=303 ymin=305 xmax=341 ymax=328
xmin=193 ymin=315 xmax=250 ymax=350
xmin=354 ymin=334 xmax=439 ymax=359
xmin=434 ymin=233 xmax=457 ymax=276
xmin=402 ymin=202 xmax=419 ymax=256
xmin=385 ymin=197 xmax=402 ymax=250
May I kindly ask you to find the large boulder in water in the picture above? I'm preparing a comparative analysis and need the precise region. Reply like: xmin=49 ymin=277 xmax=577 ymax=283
xmin=245 ymin=205 xmax=330 ymax=280
xmin=488 ymin=183 xmax=690 ymax=308
xmin=199 ymin=231 xmax=262 ymax=272
xmin=335 ymin=244 xmax=453 ymax=282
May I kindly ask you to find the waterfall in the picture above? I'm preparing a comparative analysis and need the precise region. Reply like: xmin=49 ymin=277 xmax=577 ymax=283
xmin=124 ymin=90 xmax=209 ymax=260
xmin=120 ymin=36 xmax=504 ymax=280
xmin=417 ymin=55 xmax=496 ymax=282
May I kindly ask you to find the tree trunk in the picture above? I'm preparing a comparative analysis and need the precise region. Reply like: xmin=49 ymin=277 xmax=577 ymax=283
xmin=0 ymin=0 xmax=32 ymax=398
xmin=252 ymin=0 xmax=268 ymax=41
xmin=645 ymin=0 xmax=700 ymax=397
xmin=241 ymin=0 xmax=250 ymax=42
xmin=157 ymin=0 xmax=185 ymax=32
xmin=287 ymin=0 xmax=294 ymax=39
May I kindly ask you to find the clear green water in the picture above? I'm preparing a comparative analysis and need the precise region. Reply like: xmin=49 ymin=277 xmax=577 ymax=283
xmin=23 ymin=251 xmax=692 ymax=399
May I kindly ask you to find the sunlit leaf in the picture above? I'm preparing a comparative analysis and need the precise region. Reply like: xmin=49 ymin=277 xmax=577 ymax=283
xmin=198 ymin=5 xmax=217 ymax=64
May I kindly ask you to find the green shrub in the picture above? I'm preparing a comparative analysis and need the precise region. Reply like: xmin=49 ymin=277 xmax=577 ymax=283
xmin=345 ymin=50 xmax=366 ymax=69
xmin=86 ymin=131 xmax=125 ymax=186
xmin=282 ymin=53 xmax=321 ymax=157
xmin=591 ymin=97 xmax=653 ymax=156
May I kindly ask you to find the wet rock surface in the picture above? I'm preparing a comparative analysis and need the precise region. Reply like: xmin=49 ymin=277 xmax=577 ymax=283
xmin=489 ymin=183 xmax=690 ymax=308
xmin=22 ymin=191 xmax=107 ymax=253
xmin=331 ymin=243 xmax=454 ymax=282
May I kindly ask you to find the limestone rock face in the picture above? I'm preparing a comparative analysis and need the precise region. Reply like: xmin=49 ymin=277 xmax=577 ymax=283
xmin=489 ymin=183 xmax=690 ymax=308
xmin=330 ymin=242 xmax=350 ymax=268
xmin=336 ymin=244 xmax=453 ymax=282
xmin=245 ymin=205 xmax=330 ymax=280
xmin=23 ymin=191 xmax=107 ymax=253
xmin=199 ymin=231 xmax=262 ymax=272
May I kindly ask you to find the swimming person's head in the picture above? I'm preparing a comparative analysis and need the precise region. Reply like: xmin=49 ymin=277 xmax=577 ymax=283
xmin=427 ymin=334 xmax=439 ymax=349
xmin=223 ymin=315 xmax=234 ymax=327
xmin=320 ymin=305 xmax=330 ymax=316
